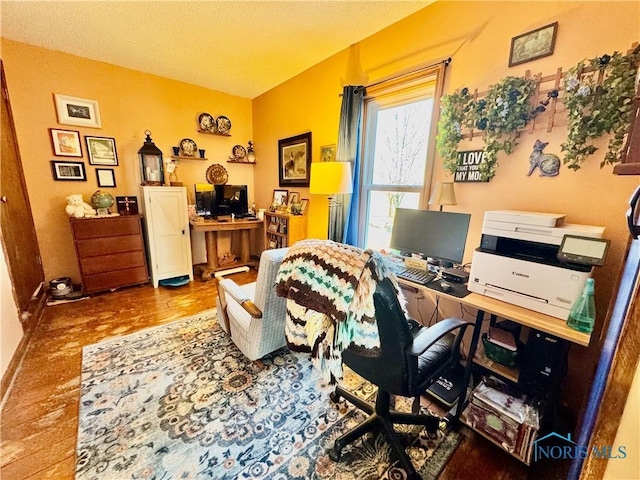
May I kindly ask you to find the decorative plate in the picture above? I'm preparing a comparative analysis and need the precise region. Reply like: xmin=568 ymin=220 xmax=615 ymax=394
xmin=179 ymin=138 xmax=197 ymax=157
xmin=198 ymin=113 xmax=215 ymax=133
xmin=215 ymin=115 xmax=232 ymax=135
xmin=231 ymin=144 xmax=247 ymax=160
xmin=206 ymin=164 xmax=228 ymax=185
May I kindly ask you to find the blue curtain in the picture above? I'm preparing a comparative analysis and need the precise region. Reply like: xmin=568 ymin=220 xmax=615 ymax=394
xmin=330 ymin=85 xmax=364 ymax=245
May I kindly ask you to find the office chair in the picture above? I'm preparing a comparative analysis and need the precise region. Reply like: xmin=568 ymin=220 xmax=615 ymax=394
xmin=328 ymin=277 xmax=472 ymax=479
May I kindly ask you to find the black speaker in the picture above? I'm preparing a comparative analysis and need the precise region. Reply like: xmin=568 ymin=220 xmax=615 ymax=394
xmin=518 ymin=330 xmax=569 ymax=395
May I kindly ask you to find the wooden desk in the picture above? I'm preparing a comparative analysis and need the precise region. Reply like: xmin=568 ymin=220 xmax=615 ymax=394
xmin=398 ymin=278 xmax=591 ymax=346
xmin=190 ymin=219 xmax=263 ymax=279
xmin=397 ymin=278 xmax=592 ymax=430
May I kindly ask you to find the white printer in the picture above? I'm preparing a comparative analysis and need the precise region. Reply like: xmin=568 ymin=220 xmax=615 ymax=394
xmin=468 ymin=210 xmax=606 ymax=320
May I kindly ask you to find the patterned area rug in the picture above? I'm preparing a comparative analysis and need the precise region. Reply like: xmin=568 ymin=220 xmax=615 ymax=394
xmin=75 ymin=310 xmax=460 ymax=479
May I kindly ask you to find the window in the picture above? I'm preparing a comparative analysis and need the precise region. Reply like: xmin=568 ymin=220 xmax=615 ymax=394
xmin=357 ymin=64 xmax=446 ymax=250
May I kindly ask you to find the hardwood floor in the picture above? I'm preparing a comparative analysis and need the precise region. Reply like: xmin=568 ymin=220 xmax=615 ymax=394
xmin=1 ymin=272 xmax=569 ymax=479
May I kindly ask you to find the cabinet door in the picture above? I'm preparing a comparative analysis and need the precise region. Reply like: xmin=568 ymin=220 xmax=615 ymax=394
xmin=145 ymin=188 xmax=192 ymax=277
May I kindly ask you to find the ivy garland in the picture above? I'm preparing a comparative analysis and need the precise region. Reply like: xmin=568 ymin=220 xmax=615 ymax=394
xmin=561 ymin=45 xmax=640 ymax=170
xmin=436 ymin=76 xmax=552 ymax=181
xmin=436 ymin=46 xmax=640 ymax=179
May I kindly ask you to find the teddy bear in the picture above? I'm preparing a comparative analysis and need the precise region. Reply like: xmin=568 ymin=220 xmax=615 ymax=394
xmin=65 ymin=194 xmax=97 ymax=218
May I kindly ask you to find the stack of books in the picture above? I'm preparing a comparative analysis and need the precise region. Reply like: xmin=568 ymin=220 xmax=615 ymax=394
xmin=462 ymin=377 xmax=540 ymax=463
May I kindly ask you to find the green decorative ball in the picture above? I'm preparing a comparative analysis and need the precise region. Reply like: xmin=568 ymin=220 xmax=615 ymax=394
xmin=91 ymin=190 xmax=114 ymax=210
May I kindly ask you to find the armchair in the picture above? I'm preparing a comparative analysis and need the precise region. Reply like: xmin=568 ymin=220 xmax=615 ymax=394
xmin=215 ymin=247 xmax=288 ymax=360
xmin=329 ymin=277 xmax=472 ymax=479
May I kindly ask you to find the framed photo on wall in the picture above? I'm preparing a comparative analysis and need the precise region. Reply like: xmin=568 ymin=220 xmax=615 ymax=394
xmin=51 ymin=160 xmax=87 ymax=181
xmin=509 ymin=22 xmax=558 ymax=67
xmin=278 ymin=132 xmax=311 ymax=187
xmin=86 ymin=136 xmax=118 ymax=165
xmin=320 ymin=144 xmax=336 ymax=163
xmin=96 ymin=168 xmax=116 ymax=187
xmin=49 ymin=128 xmax=82 ymax=157
xmin=54 ymin=94 xmax=102 ymax=128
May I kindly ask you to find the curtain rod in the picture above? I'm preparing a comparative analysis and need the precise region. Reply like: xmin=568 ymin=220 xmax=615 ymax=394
xmin=365 ymin=57 xmax=451 ymax=90
xmin=340 ymin=57 xmax=451 ymax=96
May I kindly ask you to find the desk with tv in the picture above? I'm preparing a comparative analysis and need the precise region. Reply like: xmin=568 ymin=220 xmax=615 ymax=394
xmin=190 ymin=218 xmax=263 ymax=280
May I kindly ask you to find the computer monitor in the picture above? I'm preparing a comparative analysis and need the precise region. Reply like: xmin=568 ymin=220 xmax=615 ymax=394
xmin=194 ymin=184 xmax=214 ymax=217
xmin=213 ymin=184 xmax=249 ymax=217
xmin=390 ymin=208 xmax=471 ymax=265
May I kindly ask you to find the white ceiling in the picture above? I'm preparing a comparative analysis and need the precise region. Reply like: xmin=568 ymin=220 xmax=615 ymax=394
xmin=1 ymin=1 xmax=432 ymax=98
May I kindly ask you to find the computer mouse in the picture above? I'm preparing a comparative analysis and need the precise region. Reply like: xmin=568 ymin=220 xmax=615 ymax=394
xmin=440 ymin=281 xmax=452 ymax=293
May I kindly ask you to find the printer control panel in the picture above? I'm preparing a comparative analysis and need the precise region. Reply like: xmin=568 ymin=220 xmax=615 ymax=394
xmin=557 ymin=235 xmax=610 ymax=267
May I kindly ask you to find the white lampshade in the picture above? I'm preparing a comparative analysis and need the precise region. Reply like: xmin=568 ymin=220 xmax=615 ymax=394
xmin=309 ymin=162 xmax=353 ymax=195
xmin=428 ymin=182 xmax=457 ymax=210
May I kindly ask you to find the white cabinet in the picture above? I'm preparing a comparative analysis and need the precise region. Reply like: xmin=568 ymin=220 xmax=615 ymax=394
xmin=141 ymin=186 xmax=193 ymax=287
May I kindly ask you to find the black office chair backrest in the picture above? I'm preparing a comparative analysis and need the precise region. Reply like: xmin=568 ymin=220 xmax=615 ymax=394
xmin=342 ymin=277 xmax=417 ymax=397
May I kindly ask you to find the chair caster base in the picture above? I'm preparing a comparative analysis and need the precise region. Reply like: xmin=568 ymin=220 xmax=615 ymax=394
xmin=330 ymin=391 xmax=341 ymax=403
xmin=328 ymin=446 xmax=342 ymax=461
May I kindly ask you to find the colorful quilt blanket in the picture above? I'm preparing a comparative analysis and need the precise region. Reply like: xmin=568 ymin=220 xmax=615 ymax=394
xmin=275 ymin=239 xmax=404 ymax=382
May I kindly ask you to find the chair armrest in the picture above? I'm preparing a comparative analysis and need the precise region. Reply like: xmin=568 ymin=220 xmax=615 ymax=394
xmin=218 ymin=278 xmax=263 ymax=318
xmin=406 ymin=317 xmax=472 ymax=356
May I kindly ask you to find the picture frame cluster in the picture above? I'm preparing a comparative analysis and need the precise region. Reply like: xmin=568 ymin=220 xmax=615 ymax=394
xmin=50 ymin=94 xmax=119 ymax=187
xmin=271 ymin=189 xmax=308 ymax=215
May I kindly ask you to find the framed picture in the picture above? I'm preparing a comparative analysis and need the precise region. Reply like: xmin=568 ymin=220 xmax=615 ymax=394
xmin=54 ymin=94 xmax=102 ymax=128
xmin=320 ymin=144 xmax=336 ymax=163
xmin=49 ymin=128 xmax=82 ymax=157
xmin=299 ymin=198 xmax=309 ymax=215
xmin=273 ymin=189 xmax=289 ymax=206
xmin=86 ymin=136 xmax=118 ymax=165
xmin=278 ymin=132 xmax=312 ymax=187
xmin=51 ymin=160 xmax=87 ymax=181
xmin=288 ymin=191 xmax=301 ymax=205
xmin=96 ymin=168 xmax=116 ymax=187
xmin=509 ymin=22 xmax=558 ymax=67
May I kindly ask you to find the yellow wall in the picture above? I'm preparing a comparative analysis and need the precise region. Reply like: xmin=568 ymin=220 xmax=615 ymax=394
xmin=1 ymin=39 xmax=254 ymax=282
xmin=251 ymin=0 xmax=639 ymax=416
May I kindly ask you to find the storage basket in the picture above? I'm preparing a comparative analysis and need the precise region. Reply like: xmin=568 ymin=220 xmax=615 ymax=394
xmin=482 ymin=333 xmax=519 ymax=368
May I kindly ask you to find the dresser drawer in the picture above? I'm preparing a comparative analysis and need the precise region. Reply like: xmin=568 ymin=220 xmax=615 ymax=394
xmin=71 ymin=216 xmax=141 ymax=239
xmin=82 ymin=266 xmax=149 ymax=293
xmin=70 ymin=215 xmax=149 ymax=294
xmin=80 ymin=251 xmax=147 ymax=275
xmin=76 ymin=234 xmax=144 ymax=258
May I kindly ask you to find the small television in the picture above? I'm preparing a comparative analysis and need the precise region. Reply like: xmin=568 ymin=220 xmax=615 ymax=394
xmin=213 ymin=184 xmax=249 ymax=218
xmin=390 ymin=208 xmax=471 ymax=266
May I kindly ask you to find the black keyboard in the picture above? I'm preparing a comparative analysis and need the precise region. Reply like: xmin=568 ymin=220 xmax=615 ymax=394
xmin=395 ymin=266 xmax=436 ymax=285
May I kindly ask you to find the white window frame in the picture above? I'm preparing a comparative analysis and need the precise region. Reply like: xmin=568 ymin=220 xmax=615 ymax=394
xmin=355 ymin=64 xmax=447 ymax=248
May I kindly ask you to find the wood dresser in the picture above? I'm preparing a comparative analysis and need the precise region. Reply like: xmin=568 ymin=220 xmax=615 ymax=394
xmin=70 ymin=215 xmax=149 ymax=294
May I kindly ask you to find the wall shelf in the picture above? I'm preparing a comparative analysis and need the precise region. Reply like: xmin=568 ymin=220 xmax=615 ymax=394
xmin=171 ymin=155 xmax=207 ymax=161
xmin=197 ymin=129 xmax=231 ymax=137
xmin=227 ymin=159 xmax=256 ymax=165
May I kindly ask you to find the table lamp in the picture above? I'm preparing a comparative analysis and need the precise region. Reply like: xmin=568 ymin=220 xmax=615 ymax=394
xmin=428 ymin=182 xmax=457 ymax=211
xmin=309 ymin=162 xmax=353 ymax=240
